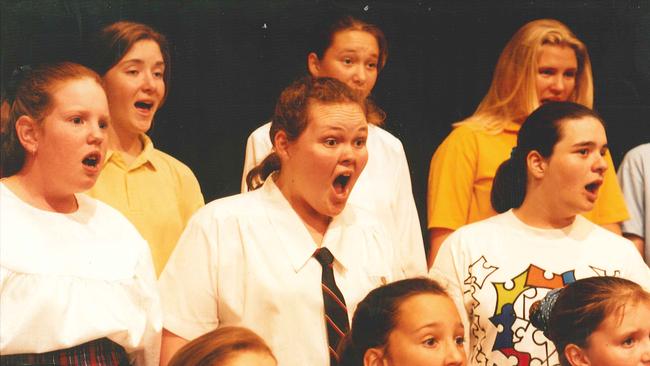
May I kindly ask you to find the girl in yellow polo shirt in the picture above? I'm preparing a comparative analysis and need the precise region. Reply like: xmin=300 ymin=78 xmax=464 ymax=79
xmin=87 ymin=21 xmax=204 ymax=276
xmin=426 ymin=19 xmax=628 ymax=265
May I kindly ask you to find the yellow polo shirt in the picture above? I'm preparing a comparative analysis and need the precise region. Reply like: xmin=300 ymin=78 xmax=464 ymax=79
xmin=87 ymin=134 xmax=204 ymax=275
xmin=427 ymin=121 xmax=628 ymax=230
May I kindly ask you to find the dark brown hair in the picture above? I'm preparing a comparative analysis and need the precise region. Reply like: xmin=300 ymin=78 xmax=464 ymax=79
xmin=90 ymin=21 xmax=171 ymax=104
xmin=245 ymin=76 xmax=367 ymax=190
xmin=168 ymin=326 xmax=276 ymax=366
xmin=338 ymin=277 xmax=449 ymax=366
xmin=530 ymin=276 xmax=650 ymax=366
xmin=1 ymin=62 xmax=103 ymax=176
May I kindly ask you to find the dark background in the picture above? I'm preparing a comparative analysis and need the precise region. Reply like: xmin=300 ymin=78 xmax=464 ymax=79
xmin=3 ymin=0 xmax=649 ymax=239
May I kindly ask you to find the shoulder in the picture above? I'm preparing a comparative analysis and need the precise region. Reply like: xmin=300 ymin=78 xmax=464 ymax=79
xmin=369 ymin=125 xmax=404 ymax=151
xmin=150 ymin=148 xmax=200 ymax=183
xmin=191 ymin=190 xmax=263 ymax=224
xmin=248 ymin=121 xmax=272 ymax=143
xmin=621 ymin=143 xmax=650 ymax=166
xmin=78 ymin=194 xmax=145 ymax=239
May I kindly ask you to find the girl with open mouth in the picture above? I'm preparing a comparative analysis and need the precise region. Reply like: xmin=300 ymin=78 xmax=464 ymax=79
xmin=0 ymin=63 xmax=160 ymax=365
xmin=159 ymin=77 xmax=402 ymax=366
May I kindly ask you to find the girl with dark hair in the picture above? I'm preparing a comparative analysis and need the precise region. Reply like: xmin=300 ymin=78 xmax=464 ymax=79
xmin=86 ymin=21 xmax=204 ymax=276
xmin=241 ymin=15 xmax=426 ymax=278
xmin=168 ymin=326 xmax=276 ymax=366
xmin=430 ymin=101 xmax=650 ymax=365
xmin=0 ymin=63 xmax=161 ymax=365
xmin=339 ymin=278 xmax=466 ymax=366
xmin=159 ymin=77 xmax=401 ymax=366
xmin=427 ymin=19 xmax=628 ymax=265
xmin=530 ymin=276 xmax=650 ymax=366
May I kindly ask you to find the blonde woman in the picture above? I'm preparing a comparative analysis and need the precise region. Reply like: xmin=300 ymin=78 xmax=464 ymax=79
xmin=426 ymin=19 xmax=627 ymax=265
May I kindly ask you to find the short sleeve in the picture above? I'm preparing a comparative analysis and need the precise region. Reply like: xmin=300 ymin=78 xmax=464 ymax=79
xmin=582 ymin=151 xmax=629 ymax=225
xmin=176 ymin=164 xmax=205 ymax=225
xmin=618 ymin=148 xmax=646 ymax=238
xmin=427 ymin=126 xmax=479 ymax=230
xmin=158 ymin=210 xmax=219 ymax=341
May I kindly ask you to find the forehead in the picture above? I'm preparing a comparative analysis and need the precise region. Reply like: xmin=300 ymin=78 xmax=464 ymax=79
xmin=306 ymin=101 xmax=366 ymax=126
xmin=329 ymin=29 xmax=379 ymax=54
xmin=556 ymin=116 xmax=606 ymax=144
xmin=395 ymin=293 xmax=458 ymax=328
xmin=537 ymin=44 xmax=577 ymax=66
xmin=118 ymin=39 xmax=164 ymax=64
xmin=50 ymin=77 xmax=107 ymax=106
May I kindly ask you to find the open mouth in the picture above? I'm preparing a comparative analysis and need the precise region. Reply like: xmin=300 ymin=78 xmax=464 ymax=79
xmin=82 ymin=152 xmax=101 ymax=168
xmin=333 ymin=173 xmax=351 ymax=194
xmin=585 ymin=181 xmax=602 ymax=195
xmin=134 ymin=101 xmax=154 ymax=111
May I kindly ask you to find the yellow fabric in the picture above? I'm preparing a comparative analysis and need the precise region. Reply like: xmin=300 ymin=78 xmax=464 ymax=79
xmin=87 ymin=134 xmax=204 ymax=276
xmin=427 ymin=121 xmax=628 ymax=230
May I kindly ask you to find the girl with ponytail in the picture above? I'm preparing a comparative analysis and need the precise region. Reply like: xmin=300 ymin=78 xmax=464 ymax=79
xmin=430 ymin=101 xmax=650 ymax=365
xmin=530 ymin=276 xmax=650 ymax=366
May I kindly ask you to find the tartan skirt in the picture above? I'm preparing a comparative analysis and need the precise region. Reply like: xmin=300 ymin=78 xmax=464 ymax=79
xmin=0 ymin=337 xmax=130 ymax=366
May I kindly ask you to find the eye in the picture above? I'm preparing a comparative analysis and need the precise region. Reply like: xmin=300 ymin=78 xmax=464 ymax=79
xmin=71 ymin=117 xmax=83 ymax=124
xmin=354 ymin=137 xmax=366 ymax=148
xmin=126 ymin=69 xmax=139 ymax=76
xmin=342 ymin=57 xmax=353 ymax=65
xmin=455 ymin=336 xmax=465 ymax=346
xmin=153 ymin=71 xmax=164 ymax=79
xmin=564 ymin=70 xmax=577 ymax=78
xmin=622 ymin=337 xmax=635 ymax=347
xmin=539 ymin=68 xmax=555 ymax=76
xmin=599 ymin=148 xmax=608 ymax=156
xmin=576 ymin=148 xmax=589 ymax=156
xmin=99 ymin=120 xmax=109 ymax=129
xmin=423 ymin=337 xmax=438 ymax=347
xmin=367 ymin=62 xmax=377 ymax=69
xmin=324 ymin=138 xmax=337 ymax=147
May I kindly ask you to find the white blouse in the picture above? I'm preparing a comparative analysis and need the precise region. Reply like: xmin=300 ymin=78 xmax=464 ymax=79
xmin=0 ymin=183 xmax=161 ymax=366
xmin=159 ymin=177 xmax=401 ymax=366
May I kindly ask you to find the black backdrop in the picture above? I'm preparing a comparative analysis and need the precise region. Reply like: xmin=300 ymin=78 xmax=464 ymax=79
xmin=3 ymin=0 xmax=649 ymax=240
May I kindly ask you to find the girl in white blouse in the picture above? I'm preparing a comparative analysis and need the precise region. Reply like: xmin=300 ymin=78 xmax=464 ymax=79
xmin=0 ymin=62 xmax=161 ymax=366
xmin=159 ymin=77 xmax=401 ymax=366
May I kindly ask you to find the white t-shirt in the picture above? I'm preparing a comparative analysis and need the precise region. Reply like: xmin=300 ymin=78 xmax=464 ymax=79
xmin=159 ymin=176 xmax=401 ymax=366
xmin=0 ymin=183 xmax=161 ymax=366
xmin=618 ymin=143 xmax=650 ymax=264
xmin=241 ymin=122 xmax=426 ymax=277
xmin=430 ymin=210 xmax=650 ymax=366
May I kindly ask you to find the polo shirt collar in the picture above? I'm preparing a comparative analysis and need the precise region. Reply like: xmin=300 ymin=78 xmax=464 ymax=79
xmin=261 ymin=175 xmax=352 ymax=274
xmin=105 ymin=134 xmax=158 ymax=171
xmin=504 ymin=121 xmax=521 ymax=133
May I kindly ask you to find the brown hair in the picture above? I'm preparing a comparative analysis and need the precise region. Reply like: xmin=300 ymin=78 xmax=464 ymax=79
xmin=530 ymin=276 xmax=650 ymax=366
xmin=167 ymin=326 xmax=276 ymax=366
xmin=90 ymin=21 xmax=171 ymax=104
xmin=339 ymin=277 xmax=449 ymax=366
xmin=1 ymin=62 xmax=103 ymax=176
xmin=245 ymin=76 xmax=368 ymax=190
xmin=312 ymin=15 xmax=388 ymax=73
xmin=458 ymin=19 xmax=593 ymax=134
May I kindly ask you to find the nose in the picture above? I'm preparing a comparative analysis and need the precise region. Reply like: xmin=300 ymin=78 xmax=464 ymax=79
xmin=550 ymin=75 xmax=565 ymax=93
xmin=141 ymin=71 xmax=155 ymax=92
xmin=351 ymin=64 xmax=367 ymax=86
xmin=339 ymin=142 xmax=356 ymax=166
xmin=87 ymin=122 xmax=105 ymax=145
xmin=640 ymin=337 xmax=650 ymax=363
xmin=444 ymin=342 xmax=466 ymax=366
xmin=592 ymin=152 xmax=608 ymax=175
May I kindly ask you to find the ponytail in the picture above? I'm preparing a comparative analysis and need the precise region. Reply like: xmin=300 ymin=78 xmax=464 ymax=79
xmin=245 ymin=152 xmax=281 ymax=191
xmin=491 ymin=148 xmax=527 ymax=213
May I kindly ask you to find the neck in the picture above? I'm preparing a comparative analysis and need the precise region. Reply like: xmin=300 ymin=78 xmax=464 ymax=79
xmin=108 ymin=124 xmax=143 ymax=164
xmin=5 ymin=170 xmax=78 ymax=213
xmin=514 ymin=191 xmax=576 ymax=229
xmin=275 ymin=173 xmax=331 ymax=246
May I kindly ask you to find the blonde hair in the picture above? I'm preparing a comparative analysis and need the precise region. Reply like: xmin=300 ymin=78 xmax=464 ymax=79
xmin=457 ymin=19 xmax=593 ymax=134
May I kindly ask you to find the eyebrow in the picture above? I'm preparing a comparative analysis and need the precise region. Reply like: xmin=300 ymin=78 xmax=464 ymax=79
xmin=120 ymin=59 xmax=165 ymax=67
xmin=571 ymin=141 xmax=608 ymax=149
xmin=415 ymin=321 xmax=464 ymax=332
xmin=337 ymin=48 xmax=378 ymax=57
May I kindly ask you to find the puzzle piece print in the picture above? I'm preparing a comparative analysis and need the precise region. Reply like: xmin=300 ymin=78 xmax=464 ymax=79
xmin=589 ymin=265 xmax=621 ymax=277
xmin=490 ymin=303 xmax=517 ymax=351
xmin=493 ymin=268 xmax=530 ymax=315
xmin=513 ymin=320 xmax=557 ymax=366
xmin=466 ymin=256 xmax=498 ymax=289
xmin=526 ymin=265 xmax=575 ymax=289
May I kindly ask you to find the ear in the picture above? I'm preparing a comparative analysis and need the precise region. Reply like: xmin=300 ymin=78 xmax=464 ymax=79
xmin=307 ymin=52 xmax=321 ymax=77
xmin=274 ymin=130 xmax=291 ymax=160
xmin=14 ymin=115 xmax=41 ymax=154
xmin=564 ymin=344 xmax=591 ymax=366
xmin=526 ymin=150 xmax=547 ymax=180
xmin=363 ymin=347 xmax=386 ymax=366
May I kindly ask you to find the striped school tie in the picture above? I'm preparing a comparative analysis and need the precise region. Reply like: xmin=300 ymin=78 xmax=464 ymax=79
xmin=314 ymin=247 xmax=349 ymax=366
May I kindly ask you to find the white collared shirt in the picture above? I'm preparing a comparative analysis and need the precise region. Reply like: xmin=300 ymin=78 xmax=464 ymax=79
xmin=159 ymin=177 xmax=399 ymax=366
xmin=241 ymin=122 xmax=427 ymax=278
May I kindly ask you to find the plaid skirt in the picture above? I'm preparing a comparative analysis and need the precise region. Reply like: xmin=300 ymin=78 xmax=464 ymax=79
xmin=0 ymin=338 xmax=130 ymax=366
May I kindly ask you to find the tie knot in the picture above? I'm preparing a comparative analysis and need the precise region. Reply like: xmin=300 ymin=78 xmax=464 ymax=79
xmin=314 ymin=247 xmax=334 ymax=267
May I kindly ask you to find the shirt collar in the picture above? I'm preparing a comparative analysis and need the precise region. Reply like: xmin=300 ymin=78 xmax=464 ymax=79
xmin=504 ymin=121 xmax=521 ymax=133
xmin=261 ymin=175 xmax=352 ymax=273
xmin=105 ymin=134 xmax=158 ymax=171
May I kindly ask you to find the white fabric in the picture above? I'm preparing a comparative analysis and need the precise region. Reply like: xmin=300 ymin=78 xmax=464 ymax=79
xmin=159 ymin=176 xmax=400 ymax=366
xmin=430 ymin=210 xmax=650 ymax=366
xmin=241 ymin=122 xmax=426 ymax=277
xmin=0 ymin=183 xmax=161 ymax=366
xmin=618 ymin=143 xmax=650 ymax=264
